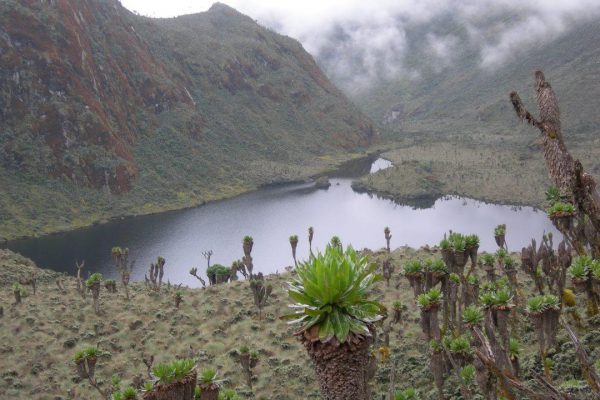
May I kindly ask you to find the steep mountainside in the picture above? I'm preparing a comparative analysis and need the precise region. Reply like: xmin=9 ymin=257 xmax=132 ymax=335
xmin=0 ymin=1 xmax=374 ymax=240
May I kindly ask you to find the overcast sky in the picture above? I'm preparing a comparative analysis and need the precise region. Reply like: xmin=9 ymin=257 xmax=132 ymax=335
xmin=120 ymin=1 xmax=600 ymax=89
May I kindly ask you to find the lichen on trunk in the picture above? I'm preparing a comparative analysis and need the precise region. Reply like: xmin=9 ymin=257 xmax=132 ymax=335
xmin=303 ymin=335 xmax=374 ymax=400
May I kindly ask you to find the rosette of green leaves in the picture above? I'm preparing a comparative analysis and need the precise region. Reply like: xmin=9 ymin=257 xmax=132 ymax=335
xmin=153 ymin=359 xmax=195 ymax=384
xmin=404 ymin=260 xmax=423 ymax=275
xmin=569 ymin=256 xmax=592 ymax=280
xmin=494 ymin=225 xmax=506 ymax=236
xmin=527 ymin=294 xmax=560 ymax=314
xmin=480 ymin=253 xmax=495 ymax=266
xmin=591 ymin=260 xmax=600 ymax=280
xmin=463 ymin=305 xmax=483 ymax=325
xmin=206 ymin=264 xmax=231 ymax=278
xmin=449 ymin=233 xmax=466 ymax=252
xmin=425 ymin=259 xmax=447 ymax=274
xmin=465 ymin=234 xmax=479 ymax=248
xmin=86 ymin=273 xmax=103 ymax=288
xmin=546 ymin=202 xmax=576 ymax=216
xmin=281 ymin=245 xmax=386 ymax=343
xmin=395 ymin=388 xmax=417 ymax=400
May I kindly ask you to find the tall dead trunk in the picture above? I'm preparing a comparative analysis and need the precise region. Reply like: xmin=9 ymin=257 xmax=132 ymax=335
xmin=511 ymin=71 xmax=600 ymax=255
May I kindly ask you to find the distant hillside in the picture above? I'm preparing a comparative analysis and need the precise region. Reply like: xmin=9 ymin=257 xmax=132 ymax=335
xmin=322 ymin=14 xmax=600 ymax=144
xmin=317 ymin=14 xmax=600 ymax=206
xmin=0 ymin=1 xmax=374 ymax=240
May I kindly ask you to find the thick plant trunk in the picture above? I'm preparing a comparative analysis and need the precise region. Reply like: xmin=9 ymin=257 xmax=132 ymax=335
xmin=143 ymin=372 xmax=197 ymax=400
xmin=304 ymin=336 xmax=373 ymax=400
xmin=199 ymin=385 xmax=219 ymax=400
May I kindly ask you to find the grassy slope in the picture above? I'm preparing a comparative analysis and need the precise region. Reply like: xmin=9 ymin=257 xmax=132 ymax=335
xmin=1 ymin=247 xmax=598 ymax=399
xmin=352 ymin=133 xmax=600 ymax=208
xmin=0 ymin=2 xmax=374 ymax=241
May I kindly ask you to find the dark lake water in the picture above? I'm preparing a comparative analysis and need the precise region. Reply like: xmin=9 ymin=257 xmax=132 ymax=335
xmin=5 ymin=157 xmax=559 ymax=286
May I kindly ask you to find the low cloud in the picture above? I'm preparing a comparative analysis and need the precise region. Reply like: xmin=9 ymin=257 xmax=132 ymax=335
xmin=122 ymin=0 xmax=600 ymax=88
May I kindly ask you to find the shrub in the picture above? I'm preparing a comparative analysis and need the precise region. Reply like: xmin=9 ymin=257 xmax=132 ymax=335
xmin=439 ymin=238 xmax=451 ymax=250
xmin=496 ymin=276 xmax=510 ymax=290
xmin=86 ymin=273 xmax=103 ymax=287
xmin=449 ymin=273 xmax=460 ymax=284
xmin=239 ymin=345 xmax=249 ymax=354
xmin=494 ymin=288 xmax=513 ymax=307
xmin=73 ymin=346 xmax=105 ymax=362
xmin=200 ymin=368 xmax=218 ymax=384
xmin=450 ymin=234 xmax=466 ymax=252
xmin=509 ymin=338 xmax=520 ymax=358
xmin=545 ymin=186 xmax=565 ymax=204
xmin=546 ymin=202 xmax=576 ymax=215
xmin=494 ymin=225 xmax=506 ymax=236
xmin=73 ymin=349 xmax=86 ymax=363
xmin=417 ymin=288 xmax=442 ymax=309
xmin=481 ymin=253 xmax=495 ymax=265
xmin=152 ymin=359 xmax=195 ymax=384
xmin=480 ymin=292 xmax=496 ymax=308
xmin=465 ymin=234 xmax=480 ymax=248
xmin=117 ymin=387 xmax=137 ymax=400
xmin=395 ymin=388 xmax=417 ymax=400
xmin=404 ymin=260 xmax=423 ymax=274
xmin=112 ymin=375 xmax=121 ymax=392
xmin=12 ymin=283 xmax=28 ymax=298
xmin=460 ymin=365 xmax=476 ymax=385
xmin=495 ymin=248 xmax=508 ymax=260
xmin=527 ymin=295 xmax=560 ymax=314
xmin=569 ymin=256 xmax=591 ymax=280
xmin=206 ymin=264 xmax=231 ymax=277
xmin=219 ymin=389 xmax=240 ymax=400
xmin=330 ymin=236 xmax=342 ymax=248
xmin=282 ymin=244 xmax=385 ymax=343
xmin=425 ymin=259 xmax=447 ymax=273
xmin=463 ymin=305 xmax=483 ymax=325
xmin=503 ymin=257 xmax=516 ymax=269
xmin=112 ymin=386 xmax=137 ymax=400
xmin=446 ymin=334 xmax=471 ymax=354
xmin=591 ymin=260 xmax=600 ymax=280
xmin=467 ymin=275 xmax=479 ymax=285
xmin=416 ymin=293 xmax=430 ymax=308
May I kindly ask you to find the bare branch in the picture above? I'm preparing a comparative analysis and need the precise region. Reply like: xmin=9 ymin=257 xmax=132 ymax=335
xmin=510 ymin=91 xmax=541 ymax=130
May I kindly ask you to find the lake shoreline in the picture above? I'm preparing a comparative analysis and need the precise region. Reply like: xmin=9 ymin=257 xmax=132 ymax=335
xmin=1 ymin=151 xmax=385 ymax=245
xmin=351 ymin=182 xmax=545 ymax=211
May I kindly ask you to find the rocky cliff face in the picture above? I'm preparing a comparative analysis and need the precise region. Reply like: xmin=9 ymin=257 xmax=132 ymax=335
xmin=0 ymin=1 xmax=374 ymax=239
xmin=0 ymin=0 xmax=199 ymax=193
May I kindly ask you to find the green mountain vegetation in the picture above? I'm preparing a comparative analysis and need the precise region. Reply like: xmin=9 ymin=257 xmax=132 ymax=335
xmin=0 ymin=1 xmax=375 ymax=240
xmin=322 ymin=15 xmax=600 ymax=207
xmin=2 ymin=232 xmax=600 ymax=399
xmin=3 ymin=72 xmax=600 ymax=398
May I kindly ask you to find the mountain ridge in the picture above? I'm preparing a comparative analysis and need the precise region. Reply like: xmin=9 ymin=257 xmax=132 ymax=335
xmin=0 ymin=0 xmax=375 ymax=240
